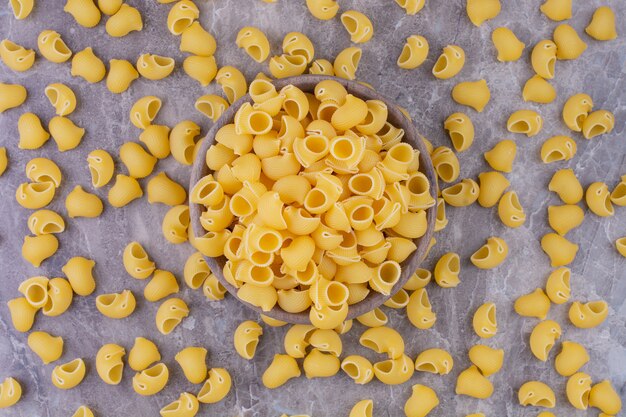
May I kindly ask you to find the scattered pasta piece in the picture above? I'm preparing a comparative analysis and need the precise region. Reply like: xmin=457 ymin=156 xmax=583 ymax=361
xmin=96 ymin=290 xmax=136 ymax=319
xmin=405 ymin=384 xmax=439 ymax=417
xmin=407 ymin=288 xmax=436 ymax=329
xmin=518 ymin=380 xmax=556 ymax=408
xmin=71 ymin=405 xmax=95 ymax=417
xmin=334 ymin=47 xmax=362 ymax=80
xmin=107 ymin=59 xmax=139 ymax=93
xmin=569 ymin=300 xmax=608 ymax=329
xmin=548 ymin=169 xmax=582 ymax=204
xmin=233 ymin=320 xmax=263 ymax=360
xmin=64 ymin=0 xmax=101 ymax=28
xmin=0 ymin=39 xmax=35 ymax=71
xmin=62 ymin=256 xmax=96 ymax=296
xmin=397 ymin=35 xmax=429 ymax=69
xmin=305 ymin=0 xmax=339 ymax=20
xmin=180 ymin=22 xmax=216 ymax=56
xmin=586 ymin=182 xmax=614 ymax=217
xmin=0 ymin=147 xmax=6 ymax=176
xmin=28 ymin=209 xmax=65 ymax=235
xmin=444 ymin=113 xmax=474 ymax=152
xmin=71 ymin=47 xmax=106 ymax=83
xmin=522 ymin=75 xmax=556 ymax=104
xmin=0 ymin=377 xmax=22 ymax=408
xmin=585 ymin=6 xmax=617 ymax=41
xmin=167 ymin=0 xmax=198 ymax=35
xmin=582 ymin=110 xmax=614 ymax=139
xmin=18 ymin=113 xmax=50 ymax=149
xmin=540 ymin=135 xmax=576 ymax=163
xmin=395 ymin=0 xmax=425 ymax=15
xmin=472 ymin=302 xmax=497 ymax=338
xmin=98 ymin=0 xmax=123 ymax=15
xmin=38 ymin=30 xmax=72 ymax=63
xmin=22 ymin=234 xmax=58 ymax=267
xmin=184 ymin=55 xmax=217 ymax=86
xmin=529 ymin=320 xmax=561 ymax=361
xmin=545 ymin=267 xmax=571 ymax=304
xmin=108 ymin=174 xmax=143 ymax=207
xmin=566 ymin=372 xmax=592 ymax=409
xmin=175 ymin=346 xmax=207 ymax=384
xmin=155 ymin=297 xmax=189 ymax=334
xmin=470 ymin=237 xmax=508 ymax=269
xmin=589 ymin=380 xmax=622 ymax=415
xmin=541 ymin=233 xmax=578 ymax=267
xmin=514 ymin=288 xmax=550 ymax=319
xmin=442 ymin=178 xmax=479 ymax=207
xmin=49 ymin=116 xmax=85 ymax=151
xmin=236 ymin=27 xmax=270 ymax=63
xmin=197 ymin=368 xmax=232 ymax=404
xmin=130 ymin=96 xmax=162 ymax=129
xmin=262 ymin=354 xmax=301 ymax=388
xmin=616 ymin=237 xmax=626 ymax=258
xmin=160 ymin=393 xmax=199 ymax=417
xmin=414 ymin=348 xmax=453 ymax=375
xmin=349 ymin=399 xmax=373 ymax=417
xmin=0 ymin=82 xmax=27 ymax=112
xmin=554 ymin=340 xmax=589 ymax=376
xmin=87 ymin=149 xmax=114 ymax=188
xmin=548 ymin=204 xmax=584 ymax=235
xmin=96 ymin=343 xmax=125 ymax=385
xmin=468 ymin=345 xmax=503 ymax=376
xmin=43 ymin=278 xmax=73 ymax=316
xmin=531 ymin=40 xmax=557 ymax=79
xmin=466 ymin=0 xmax=501 ymax=26
xmin=7 ymin=297 xmax=37 ymax=332
xmin=540 ymin=0 xmax=571 ymax=21
xmin=507 ymin=110 xmax=542 ymax=137
xmin=456 ymin=365 xmax=493 ymax=399
xmin=106 ymin=4 xmax=143 ymax=37
xmin=136 ymin=53 xmax=174 ymax=80
xmin=129 ymin=337 xmax=161 ymax=371
xmin=216 ymin=66 xmax=247 ymax=104
xmin=66 ymin=185 xmax=103 ymax=218
xmin=477 ymin=171 xmax=509 ymax=207
xmin=484 ymin=139 xmax=516 ymax=172
xmin=9 ymin=0 xmax=34 ymax=19
xmin=491 ymin=27 xmax=525 ymax=62
xmin=432 ymin=45 xmax=464 ymax=79
xmin=145 ymin=269 xmax=180 ymax=302
xmin=51 ymin=358 xmax=87 ymax=389
xmin=341 ymin=10 xmax=374 ymax=44
xmin=553 ymin=24 xmax=587 ymax=60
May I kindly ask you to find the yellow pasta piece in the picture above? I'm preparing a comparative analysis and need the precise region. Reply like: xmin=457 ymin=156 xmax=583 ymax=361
xmin=514 ymin=288 xmax=551 ymax=319
xmin=305 ymin=0 xmax=339 ymax=20
xmin=529 ymin=320 xmax=561 ymax=361
xmin=9 ymin=0 xmax=34 ymax=19
xmin=348 ymin=399 xmax=373 ymax=417
xmin=334 ymin=47 xmax=362 ymax=80
xmin=541 ymin=233 xmax=578 ymax=267
xmin=28 ymin=209 xmax=65 ymax=235
xmin=62 ymin=256 xmax=96 ymax=296
xmin=236 ymin=27 xmax=270 ymax=63
xmin=128 ymin=337 xmax=163 ymax=374
xmin=484 ymin=139 xmax=516 ymax=172
xmin=96 ymin=343 xmax=125 ymax=385
xmin=585 ymin=6 xmax=617 ymax=41
xmin=341 ymin=10 xmax=374 ymax=44
xmin=37 ymin=30 xmax=72 ymax=63
xmin=566 ymin=372 xmax=592 ymax=409
xmin=107 ymin=59 xmax=139 ymax=93
xmin=466 ymin=0 xmax=500 ymax=26
xmin=433 ymin=252 xmax=460 ymax=288
xmin=0 ymin=83 xmax=27 ymax=112
xmin=472 ymin=302 xmax=497 ymax=338
xmin=49 ymin=116 xmax=85 ymax=151
xmin=28 ymin=331 xmax=63 ymax=364
xmin=136 ymin=53 xmax=174 ymax=80
xmin=582 ymin=110 xmax=614 ymax=139
xmin=491 ymin=27 xmax=525 ymax=62
xmin=545 ymin=267 xmax=571 ymax=304
xmin=616 ymin=237 xmax=626 ymax=257
xmin=7 ymin=297 xmax=37 ymax=332
xmin=216 ymin=66 xmax=247 ymax=104
xmin=87 ymin=149 xmax=114 ymax=188
xmin=414 ymin=348 xmax=453 ymax=375
xmin=51 ymin=358 xmax=86 ymax=389
xmin=43 ymin=278 xmax=73 ymax=317
xmin=397 ymin=35 xmax=428 ymax=69
xmin=160 ymin=392 xmax=199 ymax=416
xmin=444 ymin=112 xmax=474 ymax=152
xmin=451 ymin=79 xmax=490 ymax=112
xmin=456 ymin=365 xmax=494 ymax=399
xmin=507 ymin=110 xmax=543 ymax=136
xmin=145 ymin=269 xmax=180 ymax=302
xmin=130 ymin=96 xmax=162 ymax=129
xmin=25 ymin=157 xmax=62 ymax=187
xmin=405 ymin=384 xmax=439 ymax=417
xmin=175 ymin=346 xmax=207 ymax=384
xmin=477 ymin=171 xmax=509 ymax=207
xmin=549 ymin=168 xmax=582 ymax=204
xmin=531 ymin=40 xmax=557 ymax=79
xmin=470 ymin=237 xmax=508 ymax=269
xmin=106 ymin=4 xmax=143 ymax=37
xmin=22 ymin=234 xmax=58 ymax=267
xmin=548 ymin=204 xmax=584 ymax=235
xmin=65 ymin=185 xmax=103 ymax=218
xmin=183 ymin=55 xmax=217 ymax=86
xmin=180 ymin=22 xmax=216 ymax=57
xmin=586 ymin=182 xmax=614 ymax=217
xmin=522 ymin=75 xmax=556 ymax=104
xmin=108 ymin=174 xmax=143 ymax=207
xmin=555 ymin=341 xmax=589 ymax=376
xmin=98 ymin=0 xmax=123 ymax=15
xmin=540 ymin=0 xmax=571 ymax=21
xmin=0 ymin=377 xmax=22 ymax=408
xmin=589 ymin=380 xmax=622 ymax=415
xmin=96 ymin=290 xmax=136 ymax=319
xmin=263 ymin=354 xmax=301 ymax=388
xmin=540 ymin=135 xmax=576 ymax=163
xmin=554 ymin=24 xmax=587 ymax=60
xmin=18 ymin=113 xmax=50 ymax=149
xmin=395 ymin=0 xmax=425 ymax=15
xmin=0 ymin=39 xmax=35 ymax=72
xmin=197 ymin=368 xmax=232 ymax=403
xmin=15 ymin=182 xmax=55 ymax=209
xmin=406 ymin=288 xmax=436 ymax=329
xmin=468 ymin=345 xmax=504 ymax=376
xmin=64 ymin=0 xmax=101 ymax=28
xmin=372 ymin=353 xmax=414 ymax=385
xmin=71 ymin=47 xmax=106 ymax=83
xmin=0 ymin=147 xmax=6 ymax=176
xmin=569 ymin=300 xmax=608 ymax=329
xmin=441 ymin=178 xmax=479 ymax=207
xmin=432 ymin=45 xmax=465 ymax=79
xmin=519 ymin=380 xmax=556 ymax=408
xmin=562 ymin=93 xmax=593 ymax=132
xmin=167 ymin=0 xmax=198 ymax=35
xmin=155 ymin=297 xmax=189 ymax=335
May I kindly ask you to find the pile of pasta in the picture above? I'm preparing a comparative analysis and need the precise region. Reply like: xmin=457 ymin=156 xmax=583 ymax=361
xmin=190 ymin=78 xmax=434 ymax=329
xmin=0 ymin=0 xmax=624 ymax=416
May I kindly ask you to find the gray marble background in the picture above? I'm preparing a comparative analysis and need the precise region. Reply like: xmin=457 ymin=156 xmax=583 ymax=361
xmin=1 ymin=0 xmax=625 ymax=416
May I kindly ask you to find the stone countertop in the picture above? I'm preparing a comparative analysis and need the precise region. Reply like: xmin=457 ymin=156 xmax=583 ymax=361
xmin=1 ymin=1 xmax=625 ymax=416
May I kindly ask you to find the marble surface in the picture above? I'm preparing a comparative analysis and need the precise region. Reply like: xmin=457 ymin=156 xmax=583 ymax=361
xmin=1 ymin=1 xmax=625 ymax=416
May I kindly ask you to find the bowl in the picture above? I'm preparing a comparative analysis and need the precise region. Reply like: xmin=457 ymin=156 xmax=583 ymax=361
xmin=190 ymin=74 xmax=438 ymax=324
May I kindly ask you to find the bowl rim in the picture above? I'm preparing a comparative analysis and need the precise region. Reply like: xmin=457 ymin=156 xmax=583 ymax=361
xmin=190 ymin=74 xmax=438 ymax=324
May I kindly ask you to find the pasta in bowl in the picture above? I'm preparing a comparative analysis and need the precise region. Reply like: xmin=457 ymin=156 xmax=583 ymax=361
xmin=190 ymin=75 xmax=437 ymax=326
